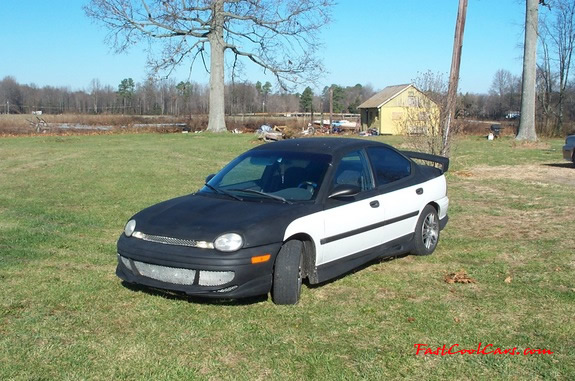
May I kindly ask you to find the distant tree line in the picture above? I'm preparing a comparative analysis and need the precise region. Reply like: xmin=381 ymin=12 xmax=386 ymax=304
xmin=0 ymin=76 xmax=375 ymax=117
xmin=0 ymin=76 xmax=212 ymax=116
xmin=1 ymin=67 xmax=574 ymax=135
xmin=0 ymin=75 xmax=376 ymax=118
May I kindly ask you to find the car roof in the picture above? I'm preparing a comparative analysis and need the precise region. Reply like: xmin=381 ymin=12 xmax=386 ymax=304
xmin=251 ymin=137 xmax=394 ymax=156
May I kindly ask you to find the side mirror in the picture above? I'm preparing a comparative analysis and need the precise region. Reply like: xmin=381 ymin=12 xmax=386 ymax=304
xmin=205 ymin=174 xmax=216 ymax=183
xmin=328 ymin=184 xmax=361 ymax=199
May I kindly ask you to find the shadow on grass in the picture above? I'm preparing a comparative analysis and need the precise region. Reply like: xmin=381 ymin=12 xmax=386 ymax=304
xmin=121 ymin=281 xmax=268 ymax=306
xmin=544 ymin=162 xmax=574 ymax=169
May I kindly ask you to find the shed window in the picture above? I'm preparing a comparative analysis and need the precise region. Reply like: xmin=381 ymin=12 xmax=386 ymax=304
xmin=407 ymin=96 xmax=419 ymax=107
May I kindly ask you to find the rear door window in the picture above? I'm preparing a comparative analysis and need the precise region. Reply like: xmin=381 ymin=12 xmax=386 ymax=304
xmin=366 ymin=147 xmax=412 ymax=186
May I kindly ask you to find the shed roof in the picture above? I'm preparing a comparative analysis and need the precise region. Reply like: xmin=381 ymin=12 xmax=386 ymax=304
xmin=357 ymin=84 xmax=413 ymax=109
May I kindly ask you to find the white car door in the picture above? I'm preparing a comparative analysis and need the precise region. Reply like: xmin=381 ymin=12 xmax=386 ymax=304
xmin=318 ymin=147 xmax=423 ymax=266
xmin=319 ymin=150 xmax=385 ymax=265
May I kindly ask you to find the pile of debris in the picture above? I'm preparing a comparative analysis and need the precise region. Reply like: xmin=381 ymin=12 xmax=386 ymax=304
xmin=254 ymin=120 xmax=361 ymax=142
xmin=255 ymin=125 xmax=304 ymax=141
xmin=255 ymin=125 xmax=284 ymax=141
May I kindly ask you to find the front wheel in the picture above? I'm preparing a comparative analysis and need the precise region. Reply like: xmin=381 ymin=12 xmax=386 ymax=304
xmin=412 ymin=205 xmax=440 ymax=256
xmin=272 ymin=240 xmax=304 ymax=305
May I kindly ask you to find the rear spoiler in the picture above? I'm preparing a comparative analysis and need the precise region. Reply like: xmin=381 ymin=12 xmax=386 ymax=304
xmin=402 ymin=151 xmax=449 ymax=173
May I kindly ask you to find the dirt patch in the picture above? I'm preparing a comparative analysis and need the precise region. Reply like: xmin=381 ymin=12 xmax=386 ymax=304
xmin=449 ymin=163 xmax=574 ymax=243
xmin=455 ymin=163 xmax=575 ymax=188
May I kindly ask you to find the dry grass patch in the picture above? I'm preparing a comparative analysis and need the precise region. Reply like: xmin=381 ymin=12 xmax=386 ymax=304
xmin=510 ymin=140 xmax=552 ymax=150
xmin=450 ymin=163 xmax=574 ymax=242
xmin=456 ymin=163 xmax=575 ymax=188
xmin=452 ymin=201 xmax=571 ymax=242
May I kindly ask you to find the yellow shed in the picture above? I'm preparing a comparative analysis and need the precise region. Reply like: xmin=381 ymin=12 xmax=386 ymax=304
xmin=358 ymin=84 xmax=439 ymax=135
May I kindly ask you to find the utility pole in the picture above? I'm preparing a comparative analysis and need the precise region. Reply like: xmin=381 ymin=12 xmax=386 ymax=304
xmin=320 ymin=97 xmax=324 ymax=134
xmin=329 ymin=86 xmax=334 ymax=134
xmin=442 ymin=0 xmax=468 ymax=156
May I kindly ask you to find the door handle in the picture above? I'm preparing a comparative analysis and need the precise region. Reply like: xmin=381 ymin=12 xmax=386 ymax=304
xmin=416 ymin=188 xmax=424 ymax=195
xmin=369 ymin=200 xmax=380 ymax=208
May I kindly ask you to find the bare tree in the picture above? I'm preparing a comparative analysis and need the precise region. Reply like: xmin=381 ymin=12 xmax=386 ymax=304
xmin=403 ymin=72 xmax=450 ymax=156
xmin=538 ymin=0 xmax=575 ymax=135
xmin=0 ymin=76 xmax=24 ymax=113
xmin=489 ymin=69 xmax=521 ymax=118
xmin=85 ymin=0 xmax=333 ymax=132
xmin=89 ymin=79 xmax=103 ymax=114
xmin=537 ymin=37 xmax=556 ymax=135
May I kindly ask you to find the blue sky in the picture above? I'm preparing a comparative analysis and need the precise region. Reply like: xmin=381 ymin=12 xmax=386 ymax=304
xmin=0 ymin=0 xmax=526 ymax=94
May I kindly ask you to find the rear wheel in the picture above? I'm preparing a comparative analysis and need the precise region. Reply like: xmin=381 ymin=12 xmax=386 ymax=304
xmin=412 ymin=205 xmax=440 ymax=256
xmin=272 ymin=240 xmax=304 ymax=305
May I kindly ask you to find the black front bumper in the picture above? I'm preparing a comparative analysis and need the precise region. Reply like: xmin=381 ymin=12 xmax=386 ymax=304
xmin=117 ymin=234 xmax=282 ymax=299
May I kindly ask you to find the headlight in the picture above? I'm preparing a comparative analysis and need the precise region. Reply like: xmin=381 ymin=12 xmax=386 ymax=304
xmin=214 ymin=233 xmax=243 ymax=252
xmin=124 ymin=219 xmax=136 ymax=237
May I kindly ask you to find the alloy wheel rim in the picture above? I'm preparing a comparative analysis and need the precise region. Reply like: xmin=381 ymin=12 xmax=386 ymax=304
xmin=422 ymin=213 xmax=439 ymax=250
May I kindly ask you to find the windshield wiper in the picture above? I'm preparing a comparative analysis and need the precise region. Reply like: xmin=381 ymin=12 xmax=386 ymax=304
xmin=228 ymin=189 xmax=292 ymax=204
xmin=204 ymin=183 xmax=243 ymax=201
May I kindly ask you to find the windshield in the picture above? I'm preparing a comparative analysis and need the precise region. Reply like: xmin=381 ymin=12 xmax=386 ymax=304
xmin=200 ymin=150 xmax=331 ymax=202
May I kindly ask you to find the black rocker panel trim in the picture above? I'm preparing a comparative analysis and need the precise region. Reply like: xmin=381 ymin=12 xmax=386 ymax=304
xmin=315 ymin=233 xmax=414 ymax=284
xmin=320 ymin=210 xmax=419 ymax=245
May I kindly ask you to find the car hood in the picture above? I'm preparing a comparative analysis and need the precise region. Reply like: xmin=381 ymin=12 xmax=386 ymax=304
xmin=129 ymin=193 xmax=318 ymax=248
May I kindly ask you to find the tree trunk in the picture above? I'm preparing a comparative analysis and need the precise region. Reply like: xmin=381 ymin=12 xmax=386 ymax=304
xmin=517 ymin=0 xmax=539 ymax=141
xmin=207 ymin=0 xmax=227 ymax=133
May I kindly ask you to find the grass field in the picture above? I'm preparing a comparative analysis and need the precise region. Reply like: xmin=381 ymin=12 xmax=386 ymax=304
xmin=1 ymin=133 xmax=573 ymax=380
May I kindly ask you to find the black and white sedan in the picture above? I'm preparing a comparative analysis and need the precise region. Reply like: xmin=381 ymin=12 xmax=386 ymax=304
xmin=117 ymin=138 xmax=449 ymax=304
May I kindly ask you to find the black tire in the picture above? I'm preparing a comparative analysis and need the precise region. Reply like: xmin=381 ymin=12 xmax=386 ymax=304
xmin=272 ymin=240 xmax=304 ymax=305
xmin=411 ymin=205 xmax=440 ymax=256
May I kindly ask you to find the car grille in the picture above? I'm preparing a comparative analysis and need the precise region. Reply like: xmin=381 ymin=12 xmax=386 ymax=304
xmin=132 ymin=231 xmax=214 ymax=249
xmin=119 ymin=255 xmax=234 ymax=287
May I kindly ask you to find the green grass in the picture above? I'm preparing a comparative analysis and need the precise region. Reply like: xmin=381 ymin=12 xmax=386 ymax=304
xmin=1 ymin=133 xmax=573 ymax=380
